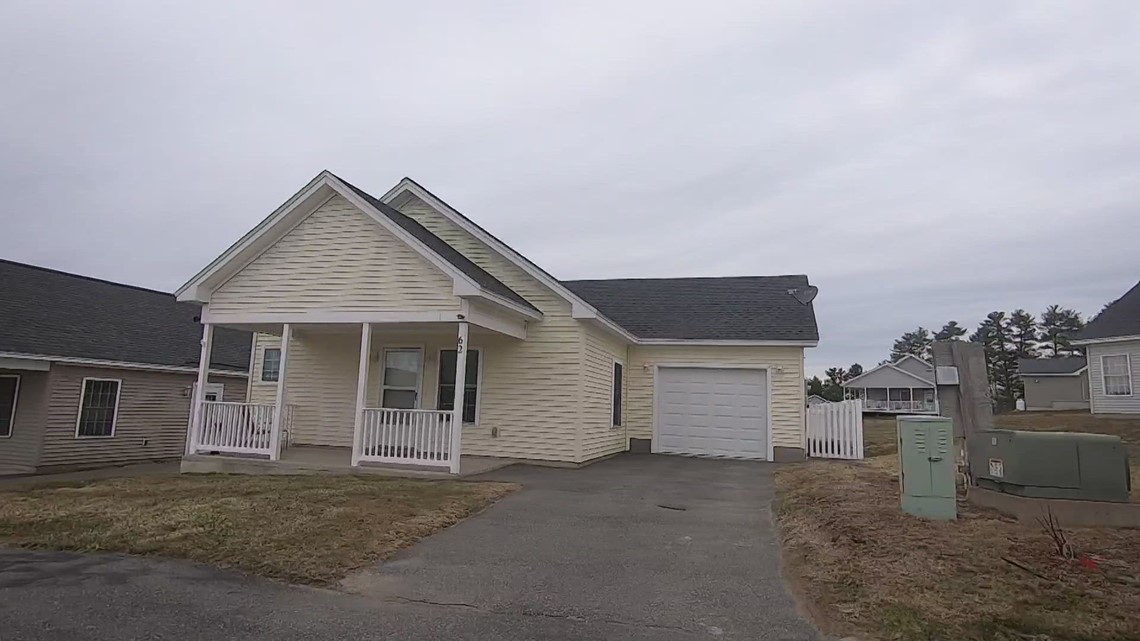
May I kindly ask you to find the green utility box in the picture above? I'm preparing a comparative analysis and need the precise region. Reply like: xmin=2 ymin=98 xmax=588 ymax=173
xmin=897 ymin=416 xmax=957 ymax=520
xmin=969 ymin=429 xmax=1131 ymax=503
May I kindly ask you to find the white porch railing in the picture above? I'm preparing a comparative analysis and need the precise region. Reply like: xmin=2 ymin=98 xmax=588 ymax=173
xmin=359 ymin=408 xmax=454 ymax=468
xmin=862 ymin=399 xmax=936 ymax=412
xmin=807 ymin=399 xmax=864 ymax=460
xmin=196 ymin=402 xmax=289 ymax=456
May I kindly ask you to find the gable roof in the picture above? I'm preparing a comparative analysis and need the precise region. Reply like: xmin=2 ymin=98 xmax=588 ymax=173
xmin=0 ymin=259 xmax=250 ymax=371
xmin=561 ymin=276 xmax=819 ymax=342
xmin=334 ymin=175 xmax=537 ymax=313
xmin=841 ymin=357 xmax=934 ymax=388
xmin=1018 ymin=356 xmax=1087 ymax=376
xmin=1075 ymin=279 xmax=1140 ymax=343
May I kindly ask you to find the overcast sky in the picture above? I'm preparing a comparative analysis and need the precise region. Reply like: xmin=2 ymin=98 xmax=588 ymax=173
xmin=2 ymin=1 xmax=1138 ymax=376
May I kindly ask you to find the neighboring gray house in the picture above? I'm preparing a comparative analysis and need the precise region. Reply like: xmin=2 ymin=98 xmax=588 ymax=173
xmin=0 ymin=260 xmax=250 ymax=475
xmin=1018 ymin=357 xmax=1089 ymax=411
xmin=841 ymin=355 xmax=936 ymax=413
xmin=1073 ymin=279 xmax=1140 ymax=414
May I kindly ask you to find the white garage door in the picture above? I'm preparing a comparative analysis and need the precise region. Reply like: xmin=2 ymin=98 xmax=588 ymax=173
xmin=655 ymin=367 xmax=769 ymax=459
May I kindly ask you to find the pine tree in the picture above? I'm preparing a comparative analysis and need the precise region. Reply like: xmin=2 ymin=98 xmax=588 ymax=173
xmin=889 ymin=327 xmax=933 ymax=361
xmin=970 ymin=311 xmax=1019 ymax=407
xmin=1038 ymin=305 xmax=1085 ymax=357
xmin=1008 ymin=309 xmax=1038 ymax=359
xmin=848 ymin=363 xmax=864 ymax=378
xmin=934 ymin=321 xmax=967 ymax=342
xmin=805 ymin=376 xmax=825 ymax=398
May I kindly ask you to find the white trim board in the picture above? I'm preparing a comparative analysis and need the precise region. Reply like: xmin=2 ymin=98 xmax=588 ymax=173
xmin=0 ymin=351 xmax=247 ymax=378
xmin=1073 ymin=333 xmax=1140 ymax=346
xmin=637 ymin=339 xmax=817 ymax=347
xmin=650 ymin=363 xmax=774 ymax=462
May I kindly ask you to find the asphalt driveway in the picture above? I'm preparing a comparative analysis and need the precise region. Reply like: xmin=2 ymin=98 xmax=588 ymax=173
xmin=0 ymin=455 xmax=818 ymax=640
xmin=348 ymin=454 xmax=819 ymax=639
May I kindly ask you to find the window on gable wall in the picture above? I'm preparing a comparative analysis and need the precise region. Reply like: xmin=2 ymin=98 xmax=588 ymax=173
xmin=1103 ymin=355 xmax=1133 ymax=396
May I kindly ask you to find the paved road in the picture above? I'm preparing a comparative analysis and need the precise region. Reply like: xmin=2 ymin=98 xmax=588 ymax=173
xmin=0 ymin=455 xmax=819 ymax=640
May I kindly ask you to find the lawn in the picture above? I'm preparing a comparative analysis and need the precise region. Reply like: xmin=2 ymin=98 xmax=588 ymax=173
xmin=0 ymin=475 xmax=517 ymax=585
xmin=778 ymin=411 xmax=1140 ymax=640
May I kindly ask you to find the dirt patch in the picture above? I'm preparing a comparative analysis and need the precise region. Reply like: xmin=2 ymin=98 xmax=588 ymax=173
xmin=776 ymin=459 xmax=1140 ymax=641
xmin=0 ymin=474 xmax=517 ymax=585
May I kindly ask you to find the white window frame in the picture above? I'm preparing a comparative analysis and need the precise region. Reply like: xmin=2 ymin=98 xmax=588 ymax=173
xmin=437 ymin=347 xmax=482 ymax=426
xmin=380 ymin=347 xmax=425 ymax=409
xmin=0 ymin=374 xmax=19 ymax=439
xmin=611 ymin=359 xmax=624 ymax=428
xmin=74 ymin=377 xmax=122 ymax=439
xmin=1101 ymin=353 xmax=1133 ymax=396
xmin=261 ymin=348 xmax=282 ymax=382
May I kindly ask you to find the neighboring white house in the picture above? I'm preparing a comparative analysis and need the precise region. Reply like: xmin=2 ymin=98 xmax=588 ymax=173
xmin=175 ymin=171 xmax=820 ymax=473
xmin=807 ymin=394 xmax=830 ymax=407
xmin=1073 ymin=279 xmax=1140 ymax=414
xmin=840 ymin=355 xmax=937 ymax=413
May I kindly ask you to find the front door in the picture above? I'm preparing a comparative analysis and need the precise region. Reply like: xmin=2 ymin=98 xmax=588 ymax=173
xmin=381 ymin=348 xmax=423 ymax=409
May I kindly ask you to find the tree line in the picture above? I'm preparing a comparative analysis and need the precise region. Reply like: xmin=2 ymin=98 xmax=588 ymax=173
xmin=807 ymin=304 xmax=1088 ymax=407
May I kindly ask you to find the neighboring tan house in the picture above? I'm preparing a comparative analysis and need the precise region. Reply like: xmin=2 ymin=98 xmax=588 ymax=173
xmin=1073 ymin=279 xmax=1140 ymax=414
xmin=1018 ymin=357 xmax=1089 ymax=411
xmin=841 ymin=355 xmax=937 ymax=413
xmin=175 ymin=171 xmax=819 ymax=473
xmin=0 ymin=260 xmax=250 ymax=475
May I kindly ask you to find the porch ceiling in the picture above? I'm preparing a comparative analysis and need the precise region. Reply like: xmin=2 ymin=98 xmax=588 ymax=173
xmin=211 ymin=320 xmax=514 ymax=340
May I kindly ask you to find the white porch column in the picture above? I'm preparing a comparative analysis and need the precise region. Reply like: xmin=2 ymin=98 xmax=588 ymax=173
xmin=449 ymin=319 xmax=469 ymax=474
xmin=269 ymin=323 xmax=292 ymax=461
xmin=351 ymin=323 xmax=372 ymax=467
xmin=187 ymin=323 xmax=214 ymax=456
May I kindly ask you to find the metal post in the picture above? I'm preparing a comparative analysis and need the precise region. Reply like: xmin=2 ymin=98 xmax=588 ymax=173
xmin=188 ymin=323 xmax=214 ymax=456
xmin=450 ymin=320 xmax=469 ymax=475
xmin=351 ymin=323 xmax=372 ymax=466
xmin=269 ymin=324 xmax=292 ymax=461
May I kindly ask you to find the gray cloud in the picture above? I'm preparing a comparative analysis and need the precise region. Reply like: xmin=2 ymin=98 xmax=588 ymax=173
xmin=1 ymin=0 xmax=1137 ymax=376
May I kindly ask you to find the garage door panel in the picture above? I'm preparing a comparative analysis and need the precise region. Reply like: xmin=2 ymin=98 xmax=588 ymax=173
xmin=654 ymin=367 xmax=769 ymax=460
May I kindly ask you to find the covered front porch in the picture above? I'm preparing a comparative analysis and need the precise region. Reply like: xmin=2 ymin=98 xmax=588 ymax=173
xmin=187 ymin=306 xmax=525 ymax=475
xmin=846 ymin=386 xmax=938 ymax=413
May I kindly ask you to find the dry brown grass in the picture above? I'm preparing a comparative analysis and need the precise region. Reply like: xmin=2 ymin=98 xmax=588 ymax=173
xmin=0 ymin=474 xmax=517 ymax=585
xmin=777 ymin=459 xmax=1140 ymax=640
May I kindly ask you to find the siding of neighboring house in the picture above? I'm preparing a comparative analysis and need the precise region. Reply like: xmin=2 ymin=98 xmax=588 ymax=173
xmin=1022 ymin=371 xmax=1089 ymax=411
xmin=579 ymin=326 xmax=630 ymax=461
xmin=895 ymin=357 xmax=934 ymax=381
xmin=845 ymin=366 xmax=933 ymax=390
xmin=0 ymin=369 xmax=50 ymax=472
xmin=625 ymin=345 xmax=806 ymax=453
xmin=1088 ymin=340 xmax=1140 ymax=414
xmin=210 ymin=195 xmax=461 ymax=314
xmin=38 ymin=365 xmax=246 ymax=471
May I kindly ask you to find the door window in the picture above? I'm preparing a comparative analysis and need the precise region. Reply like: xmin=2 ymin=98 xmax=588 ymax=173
xmin=382 ymin=349 xmax=422 ymax=409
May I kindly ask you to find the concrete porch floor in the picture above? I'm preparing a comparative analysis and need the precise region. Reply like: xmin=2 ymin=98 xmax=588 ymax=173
xmin=180 ymin=445 xmax=514 ymax=479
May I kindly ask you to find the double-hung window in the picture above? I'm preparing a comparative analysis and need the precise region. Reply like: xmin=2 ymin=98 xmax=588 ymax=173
xmin=1102 ymin=354 xmax=1133 ymax=396
xmin=76 ymin=378 xmax=121 ymax=438
xmin=261 ymin=348 xmax=281 ymax=382
xmin=438 ymin=349 xmax=480 ymax=424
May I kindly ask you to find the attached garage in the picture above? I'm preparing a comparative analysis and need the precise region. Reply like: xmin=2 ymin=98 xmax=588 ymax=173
xmin=653 ymin=366 xmax=771 ymax=460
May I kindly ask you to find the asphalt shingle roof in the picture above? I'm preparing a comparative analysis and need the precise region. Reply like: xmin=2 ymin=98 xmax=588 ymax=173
xmin=562 ymin=275 xmax=819 ymax=341
xmin=1018 ymin=357 xmax=1087 ymax=375
xmin=1076 ymin=279 xmax=1140 ymax=341
xmin=335 ymin=176 xmax=539 ymax=313
xmin=0 ymin=260 xmax=250 ymax=371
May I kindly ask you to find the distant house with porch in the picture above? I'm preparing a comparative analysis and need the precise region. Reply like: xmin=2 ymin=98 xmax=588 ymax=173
xmin=841 ymin=355 xmax=936 ymax=413
xmin=175 ymin=171 xmax=820 ymax=473
xmin=1018 ymin=357 xmax=1089 ymax=411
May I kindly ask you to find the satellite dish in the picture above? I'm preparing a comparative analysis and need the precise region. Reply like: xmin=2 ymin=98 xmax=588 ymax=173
xmin=790 ymin=286 xmax=818 ymax=305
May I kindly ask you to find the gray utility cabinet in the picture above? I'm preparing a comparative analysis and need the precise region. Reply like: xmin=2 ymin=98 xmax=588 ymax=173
xmin=898 ymin=416 xmax=957 ymax=520
xmin=969 ymin=430 xmax=1131 ymax=503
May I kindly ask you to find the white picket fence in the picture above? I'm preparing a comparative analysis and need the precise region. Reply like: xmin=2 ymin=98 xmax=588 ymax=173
xmin=807 ymin=399 xmax=864 ymax=459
